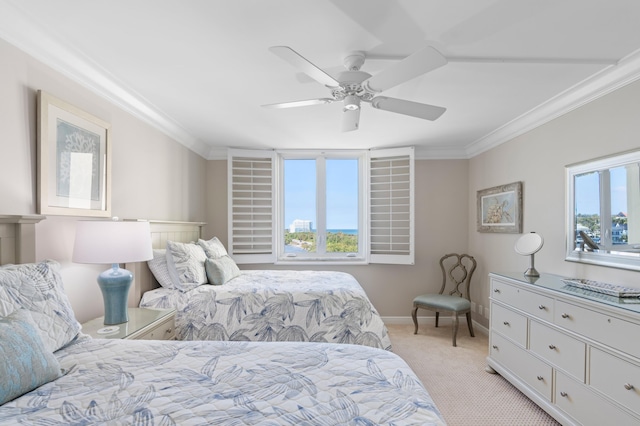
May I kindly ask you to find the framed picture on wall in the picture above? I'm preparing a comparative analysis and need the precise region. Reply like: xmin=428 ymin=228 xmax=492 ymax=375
xmin=37 ymin=90 xmax=111 ymax=217
xmin=477 ymin=181 xmax=523 ymax=233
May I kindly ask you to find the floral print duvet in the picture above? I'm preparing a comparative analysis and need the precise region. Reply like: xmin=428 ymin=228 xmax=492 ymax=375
xmin=140 ymin=270 xmax=393 ymax=350
xmin=0 ymin=337 xmax=446 ymax=425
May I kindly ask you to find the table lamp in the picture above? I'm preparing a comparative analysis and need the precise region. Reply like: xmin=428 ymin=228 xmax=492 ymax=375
xmin=73 ymin=219 xmax=152 ymax=326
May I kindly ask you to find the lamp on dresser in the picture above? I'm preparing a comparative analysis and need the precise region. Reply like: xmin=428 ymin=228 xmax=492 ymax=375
xmin=73 ymin=218 xmax=152 ymax=326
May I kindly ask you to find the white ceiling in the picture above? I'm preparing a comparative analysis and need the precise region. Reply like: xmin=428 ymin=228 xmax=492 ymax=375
xmin=2 ymin=0 xmax=640 ymax=159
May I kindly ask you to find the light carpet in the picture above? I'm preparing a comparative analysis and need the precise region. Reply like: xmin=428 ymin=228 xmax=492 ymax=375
xmin=387 ymin=324 xmax=561 ymax=426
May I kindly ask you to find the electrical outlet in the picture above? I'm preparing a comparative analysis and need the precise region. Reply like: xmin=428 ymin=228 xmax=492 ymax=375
xmin=484 ymin=306 xmax=490 ymax=319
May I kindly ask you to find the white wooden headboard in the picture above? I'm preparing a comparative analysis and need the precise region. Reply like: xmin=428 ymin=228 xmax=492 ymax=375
xmin=0 ymin=215 xmax=46 ymax=265
xmin=125 ymin=220 xmax=205 ymax=307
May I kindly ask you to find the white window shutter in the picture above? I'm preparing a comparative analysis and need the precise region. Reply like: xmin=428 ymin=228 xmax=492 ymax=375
xmin=228 ymin=149 xmax=276 ymax=264
xmin=368 ymin=146 xmax=414 ymax=265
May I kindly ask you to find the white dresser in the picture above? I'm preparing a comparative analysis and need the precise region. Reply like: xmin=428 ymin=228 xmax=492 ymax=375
xmin=487 ymin=272 xmax=640 ymax=425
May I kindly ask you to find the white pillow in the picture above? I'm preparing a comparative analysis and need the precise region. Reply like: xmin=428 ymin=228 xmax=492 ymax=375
xmin=0 ymin=260 xmax=81 ymax=353
xmin=147 ymin=249 xmax=175 ymax=289
xmin=198 ymin=237 xmax=228 ymax=259
xmin=204 ymin=255 xmax=240 ymax=285
xmin=165 ymin=241 xmax=207 ymax=291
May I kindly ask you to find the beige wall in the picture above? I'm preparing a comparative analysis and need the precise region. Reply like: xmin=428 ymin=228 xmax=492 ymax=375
xmin=205 ymin=159 xmax=471 ymax=322
xmin=0 ymin=38 xmax=207 ymax=323
xmin=469 ymin=78 xmax=640 ymax=328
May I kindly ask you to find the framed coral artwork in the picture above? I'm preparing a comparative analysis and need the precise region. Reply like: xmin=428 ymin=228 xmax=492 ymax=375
xmin=37 ymin=90 xmax=111 ymax=217
xmin=477 ymin=181 xmax=522 ymax=233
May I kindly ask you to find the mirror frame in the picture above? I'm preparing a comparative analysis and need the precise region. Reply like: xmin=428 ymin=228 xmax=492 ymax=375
xmin=566 ymin=149 xmax=640 ymax=271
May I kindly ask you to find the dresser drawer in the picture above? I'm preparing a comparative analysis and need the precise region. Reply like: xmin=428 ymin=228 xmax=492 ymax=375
xmin=490 ymin=332 xmax=552 ymax=401
xmin=491 ymin=278 xmax=554 ymax=322
xmin=590 ymin=347 xmax=640 ymax=417
xmin=555 ymin=300 xmax=640 ymax=358
xmin=491 ymin=302 xmax=527 ymax=347
xmin=128 ymin=314 xmax=176 ymax=340
xmin=530 ymin=320 xmax=586 ymax=381
xmin=556 ymin=371 xmax=639 ymax=426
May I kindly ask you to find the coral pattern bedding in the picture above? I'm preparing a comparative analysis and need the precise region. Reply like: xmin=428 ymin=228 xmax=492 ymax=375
xmin=0 ymin=336 xmax=445 ymax=425
xmin=140 ymin=270 xmax=393 ymax=350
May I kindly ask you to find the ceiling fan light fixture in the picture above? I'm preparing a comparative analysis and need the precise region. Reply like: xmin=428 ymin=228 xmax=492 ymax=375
xmin=344 ymin=95 xmax=360 ymax=111
xmin=266 ymin=45 xmax=448 ymax=130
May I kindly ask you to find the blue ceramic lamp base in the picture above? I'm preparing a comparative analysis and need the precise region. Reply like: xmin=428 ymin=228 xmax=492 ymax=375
xmin=97 ymin=264 xmax=133 ymax=325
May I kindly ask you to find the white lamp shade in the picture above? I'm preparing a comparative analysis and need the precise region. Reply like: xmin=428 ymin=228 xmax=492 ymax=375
xmin=73 ymin=220 xmax=153 ymax=264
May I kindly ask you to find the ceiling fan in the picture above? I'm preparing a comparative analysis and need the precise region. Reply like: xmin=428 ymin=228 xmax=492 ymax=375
xmin=262 ymin=45 xmax=448 ymax=132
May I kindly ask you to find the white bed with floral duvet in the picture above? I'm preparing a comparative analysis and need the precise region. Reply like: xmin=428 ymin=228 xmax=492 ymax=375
xmin=139 ymin=237 xmax=392 ymax=350
xmin=0 ymin=259 xmax=445 ymax=425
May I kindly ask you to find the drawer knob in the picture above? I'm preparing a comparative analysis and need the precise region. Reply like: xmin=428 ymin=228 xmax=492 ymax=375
xmin=561 ymin=313 xmax=570 ymax=319
xmin=166 ymin=328 xmax=172 ymax=333
xmin=560 ymin=391 xmax=568 ymax=398
xmin=503 ymin=321 xmax=510 ymax=326
xmin=625 ymin=383 xmax=635 ymax=391
xmin=493 ymin=289 xmax=501 ymax=293
xmin=537 ymin=376 xmax=544 ymax=381
xmin=492 ymin=345 xmax=498 ymax=350
xmin=548 ymin=344 xmax=556 ymax=350
xmin=538 ymin=305 xmax=546 ymax=310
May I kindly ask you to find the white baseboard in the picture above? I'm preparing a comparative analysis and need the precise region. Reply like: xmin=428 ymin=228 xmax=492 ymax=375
xmin=381 ymin=316 xmax=489 ymax=336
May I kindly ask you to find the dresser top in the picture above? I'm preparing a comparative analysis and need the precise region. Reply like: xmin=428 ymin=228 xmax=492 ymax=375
xmin=491 ymin=272 xmax=640 ymax=315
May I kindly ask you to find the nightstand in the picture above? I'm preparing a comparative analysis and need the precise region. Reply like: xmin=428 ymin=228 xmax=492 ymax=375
xmin=81 ymin=308 xmax=176 ymax=340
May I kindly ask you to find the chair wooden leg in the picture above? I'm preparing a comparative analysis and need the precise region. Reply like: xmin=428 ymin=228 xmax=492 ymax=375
xmin=466 ymin=311 xmax=475 ymax=337
xmin=452 ymin=313 xmax=459 ymax=347
xmin=435 ymin=311 xmax=440 ymax=328
xmin=411 ymin=305 xmax=419 ymax=334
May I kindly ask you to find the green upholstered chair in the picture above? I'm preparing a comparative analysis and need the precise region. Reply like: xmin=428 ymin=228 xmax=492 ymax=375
xmin=412 ymin=253 xmax=477 ymax=346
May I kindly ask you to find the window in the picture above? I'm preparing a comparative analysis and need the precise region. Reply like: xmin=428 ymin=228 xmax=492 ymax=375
xmin=228 ymin=147 xmax=414 ymax=265
xmin=282 ymin=154 xmax=362 ymax=260
xmin=573 ymin=164 xmax=637 ymax=250
xmin=566 ymin=149 xmax=640 ymax=271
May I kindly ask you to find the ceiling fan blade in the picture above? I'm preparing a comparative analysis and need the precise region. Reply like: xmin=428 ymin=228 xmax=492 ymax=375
xmin=269 ymin=46 xmax=340 ymax=88
xmin=370 ymin=96 xmax=446 ymax=121
xmin=363 ymin=46 xmax=447 ymax=93
xmin=341 ymin=108 xmax=360 ymax=132
xmin=262 ymin=98 xmax=334 ymax=109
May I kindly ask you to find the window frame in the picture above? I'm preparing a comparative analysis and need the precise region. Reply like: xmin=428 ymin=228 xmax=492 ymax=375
xmin=228 ymin=146 xmax=414 ymax=265
xmin=566 ymin=150 xmax=640 ymax=271
xmin=277 ymin=150 xmax=367 ymax=264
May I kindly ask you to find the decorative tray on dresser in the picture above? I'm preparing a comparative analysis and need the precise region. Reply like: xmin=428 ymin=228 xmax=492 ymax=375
xmin=487 ymin=272 xmax=640 ymax=426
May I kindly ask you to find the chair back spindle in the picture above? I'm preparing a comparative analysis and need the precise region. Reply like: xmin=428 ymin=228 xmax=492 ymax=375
xmin=439 ymin=253 xmax=476 ymax=299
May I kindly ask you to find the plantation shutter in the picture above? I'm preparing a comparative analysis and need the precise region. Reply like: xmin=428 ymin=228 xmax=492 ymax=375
xmin=368 ymin=146 xmax=414 ymax=265
xmin=228 ymin=149 xmax=276 ymax=264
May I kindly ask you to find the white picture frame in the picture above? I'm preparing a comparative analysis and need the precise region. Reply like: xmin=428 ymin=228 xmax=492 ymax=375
xmin=37 ymin=90 xmax=111 ymax=217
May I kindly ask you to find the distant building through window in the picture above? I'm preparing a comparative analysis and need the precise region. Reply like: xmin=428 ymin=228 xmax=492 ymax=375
xmin=289 ymin=219 xmax=313 ymax=233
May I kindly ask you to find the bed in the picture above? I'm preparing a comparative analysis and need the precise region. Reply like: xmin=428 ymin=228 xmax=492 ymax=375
xmin=0 ymin=216 xmax=445 ymax=425
xmin=131 ymin=220 xmax=392 ymax=350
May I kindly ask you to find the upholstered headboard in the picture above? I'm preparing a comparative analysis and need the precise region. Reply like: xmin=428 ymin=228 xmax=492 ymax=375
xmin=0 ymin=215 xmax=46 ymax=265
xmin=125 ymin=220 xmax=205 ymax=307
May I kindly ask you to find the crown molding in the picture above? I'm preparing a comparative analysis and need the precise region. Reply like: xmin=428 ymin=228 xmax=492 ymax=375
xmin=3 ymin=2 xmax=640 ymax=162
xmin=465 ymin=48 xmax=640 ymax=158
xmin=0 ymin=2 xmax=211 ymax=159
